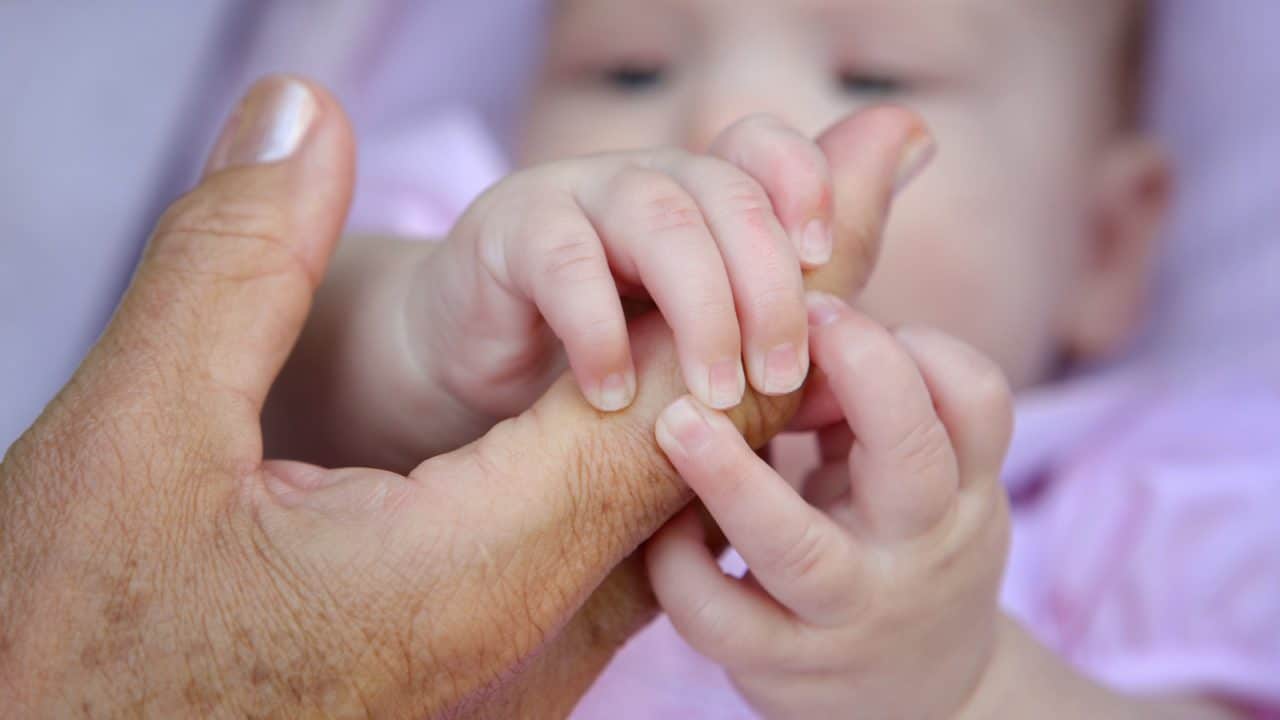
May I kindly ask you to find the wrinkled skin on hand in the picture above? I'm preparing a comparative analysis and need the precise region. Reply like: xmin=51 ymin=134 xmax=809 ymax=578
xmin=458 ymin=109 xmax=920 ymax=718
xmin=0 ymin=75 xmax=920 ymax=719
xmin=451 ymin=313 xmax=797 ymax=719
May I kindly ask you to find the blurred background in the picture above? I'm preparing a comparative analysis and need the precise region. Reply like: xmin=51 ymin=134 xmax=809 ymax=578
xmin=2 ymin=0 xmax=1278 ymax=453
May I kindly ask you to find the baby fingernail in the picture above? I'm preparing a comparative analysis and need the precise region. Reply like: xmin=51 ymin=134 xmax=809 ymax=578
xmin=894 ymin=132 xmax=937 ymax=194
xmin=806 ymin=291 xmax=845 ymax=327
xmin=707 ymin=358 xmax=746 ymax=410
xmin=799 ymin=219 xmax=832 ymax=266
xmin=597 ymin=372 xmax=635 ymax=412
xmin=762 ymin=342 xmax=807 ymax=395
xmin=656 ymin=397 xmax=715 ymax=456
xmin=205 ymin=75 xmax=318 ymax=175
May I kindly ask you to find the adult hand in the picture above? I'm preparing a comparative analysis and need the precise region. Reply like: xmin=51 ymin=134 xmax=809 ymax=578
xmin=0 ymin=76 xmax=924 ymax=717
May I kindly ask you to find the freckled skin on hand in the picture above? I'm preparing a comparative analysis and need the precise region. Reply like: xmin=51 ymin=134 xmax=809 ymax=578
xmin=0 ymin=225 xmax=834 ymax=720
xmin=0 ymin=236 xmax=849 ymax=720
xmin=444 ymin=207 xmax=864 ymax=716
xmin=0 ymin=86 xmax=913 ymax=717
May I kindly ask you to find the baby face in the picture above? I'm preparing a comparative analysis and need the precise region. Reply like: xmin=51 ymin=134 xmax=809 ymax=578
xmin=522 ymin=0 xmax=1169 ymax=389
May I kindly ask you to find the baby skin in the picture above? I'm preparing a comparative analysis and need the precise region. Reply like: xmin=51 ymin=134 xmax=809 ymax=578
xmin=651 ymin=295 xmax=1014 ymax=718
xmin=269 ymin=107 xmax=1235 ymax=717
xmin=268 ymin=0 xmax=1242 ymax=709
xmin=267 ymin=111 xmax=924 ymax=472
xmin=650 ymin=310 xmax=1235 ymax=719
xmin=266 ymin=107 xmax=930 ymax=717
xmin=520 ymin=0 xmax=1237 ymax=714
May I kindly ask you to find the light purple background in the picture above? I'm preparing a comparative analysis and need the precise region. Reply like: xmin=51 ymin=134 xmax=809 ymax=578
xmin=1 ymin=1 xmax=1277 ymax=452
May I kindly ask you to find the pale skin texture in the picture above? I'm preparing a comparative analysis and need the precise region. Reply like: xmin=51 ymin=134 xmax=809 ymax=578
xmin=0 ymin=77 xmax=922 ymax=717
xmin=266 ymin=114 xmax=886 ymax=471
xmin=521 ymin=0 xmax=1236 ymax=717
xmin=0 ymin=5 xmax=1220 ymax=720
xmin=525 ymin=0 xmax=1172 ymax=387
xmin=649 ymin=313 xmax=1237 ymax=719
xmin=649 ymin=302 xmax=1017 ymax=718
xmin=258 ymin=0 xmax=1228 ymax=717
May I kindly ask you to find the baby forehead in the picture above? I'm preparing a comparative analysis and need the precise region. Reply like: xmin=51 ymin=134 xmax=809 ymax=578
xmin=548 ymin=0 xmax=1130 ymax=68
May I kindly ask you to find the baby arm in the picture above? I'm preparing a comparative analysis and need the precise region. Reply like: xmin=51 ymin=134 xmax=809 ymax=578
xmin=648 ymin=294 xmax=1243 ymax=719
xmin=265 ymin=115 xmax=844 ymax=471
xmin=962 ymin=620 xmax=1242 ymax=719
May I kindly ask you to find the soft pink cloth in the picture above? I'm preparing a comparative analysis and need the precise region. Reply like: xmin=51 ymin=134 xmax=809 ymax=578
xmin=348 ymin=109 xmax=509 ymax=239
xmin=1005 ymin=372 xmax=1280 ymax=712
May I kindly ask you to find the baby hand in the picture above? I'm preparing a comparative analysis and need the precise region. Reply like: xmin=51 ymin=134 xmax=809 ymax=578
xmin=648 ymin=293 xmax=1014 ymax=719
xmin=411 ymin=115 xmax=836 ymax=419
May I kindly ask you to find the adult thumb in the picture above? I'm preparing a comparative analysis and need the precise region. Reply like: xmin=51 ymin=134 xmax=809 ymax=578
xmin=430 ymin=106 xmax=933 ymax=651
xmin=813 ymin=105 xmax=933 ymax=297
xmin=87 ymin=76 xmax=354 ymax=445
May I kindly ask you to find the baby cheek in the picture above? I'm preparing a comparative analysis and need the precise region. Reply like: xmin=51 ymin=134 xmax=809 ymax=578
xmin=856 ymin=207 xmax=1059 ymax=390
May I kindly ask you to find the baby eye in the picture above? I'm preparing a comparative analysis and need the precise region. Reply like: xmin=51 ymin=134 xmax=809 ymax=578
xmin=837 ymin=71 xmax=905 ymax=97
xmin=602 ymin=64 xmax=667 ymax=92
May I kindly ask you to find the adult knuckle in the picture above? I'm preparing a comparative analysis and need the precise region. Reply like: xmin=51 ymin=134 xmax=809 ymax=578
xmin=156 ymin=192 xmax=289 ymax=254
xmin=151 ymin=194 xmax=312 ymax=289
xmin=546 ymin=420 xmax=693 ymax=604
xmin=730 ymin=391 xmax=797 ymax=451
xmin=837 ymin=212 xmax=883 ymax=283
xmin=528 ymin=404 xmax=679 ymax=560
